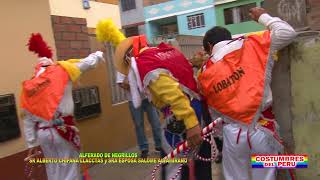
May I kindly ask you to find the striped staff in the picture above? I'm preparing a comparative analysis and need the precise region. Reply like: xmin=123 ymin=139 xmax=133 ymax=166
xmin=164 ymin=118 xmax=223 ymax=160
xmin=151 ymin=118 xmax=223 ymax=180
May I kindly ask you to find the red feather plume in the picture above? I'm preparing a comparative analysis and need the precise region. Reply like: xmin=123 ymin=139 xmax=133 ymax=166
xmin=27 ymin=33 xmax=53 ymax=59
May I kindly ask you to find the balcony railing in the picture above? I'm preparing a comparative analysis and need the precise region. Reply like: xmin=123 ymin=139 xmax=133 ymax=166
xmin=152 ymin=32 xmax=179 ymax=44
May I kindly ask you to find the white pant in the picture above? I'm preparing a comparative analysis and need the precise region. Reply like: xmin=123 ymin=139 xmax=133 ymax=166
xmin=38 ymin=128 xmax=80 ymax=180
xmin=222 ymin=124 xmax=278 ymax=180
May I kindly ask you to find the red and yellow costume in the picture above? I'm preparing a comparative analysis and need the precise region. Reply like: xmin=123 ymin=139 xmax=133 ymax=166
xmin=114 ymin=35 xmax=210 ymax=179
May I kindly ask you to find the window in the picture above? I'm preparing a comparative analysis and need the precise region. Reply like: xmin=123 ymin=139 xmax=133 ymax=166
xmin=224 ymin=3 xmax=256 ymax=25
xmin=160 ymin=23 xmax=178 ymax=35
xmin=0 ymin=94 xmax=20 ymax=142
xmin=73 ymin=86 xmax=101 ymax=120
xmin=187 ymin=13 xmax=205 ymax=30
xmin=121 ymin=0 xmax=136 ymax=11
xmin=125 ymin=26 xmax=139 ymax=37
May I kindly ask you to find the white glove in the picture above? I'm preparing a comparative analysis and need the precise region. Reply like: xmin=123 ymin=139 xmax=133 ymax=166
xmin=95 ymin=51 xmax=105 ymax=62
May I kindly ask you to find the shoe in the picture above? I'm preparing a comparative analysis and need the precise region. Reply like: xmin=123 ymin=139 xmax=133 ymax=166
xmin=155 ymin=147 xmax=164 ymax=152
xmin=140 ymin=150 xmax=149 ymax=158
xmin=215 ymin=153 xmax=222 ymax=164
xmin=155 ymin=147 xmax=166 ymax=157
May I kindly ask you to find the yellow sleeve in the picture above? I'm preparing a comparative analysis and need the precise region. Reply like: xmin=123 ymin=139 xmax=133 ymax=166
xmin=148 ymin=73 xmax=199 ymax=129
xmin=57 ymin=59 xmax=81 ymax=82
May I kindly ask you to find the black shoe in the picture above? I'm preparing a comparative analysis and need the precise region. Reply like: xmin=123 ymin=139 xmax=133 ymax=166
xmin=140 ymin=150 xmax=149 ymax=158
xmin=155 ymin=147 xmax=164 ymax=152
xmin=155 ymin=147 xmax=166 ymax=157
xmin=215 ymin=153 xmax=222 ymax=164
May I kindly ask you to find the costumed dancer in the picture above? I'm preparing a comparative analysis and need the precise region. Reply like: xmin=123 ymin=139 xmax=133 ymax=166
xmin=198 ymin=7 xmax=297 ymax=180
xmin=116 ymin=36 xmax=207 ymax=180
xmin=22 ymin=33 xmax=105 ymax=180
xmin=95 ymin=19 xmax=212 ymax=179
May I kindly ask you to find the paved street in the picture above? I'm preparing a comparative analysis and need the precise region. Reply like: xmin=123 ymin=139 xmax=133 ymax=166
xmin=89 ymin=142 xmax=224 ymax=180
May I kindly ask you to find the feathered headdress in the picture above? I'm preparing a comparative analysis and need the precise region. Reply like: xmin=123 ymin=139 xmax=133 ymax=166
xmin=27 ymin=33 xmax=53 ymax=59
xmin=95 ymin=18 xmax=126 ymax=46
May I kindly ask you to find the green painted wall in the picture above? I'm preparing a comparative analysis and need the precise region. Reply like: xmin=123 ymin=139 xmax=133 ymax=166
xmin=272 ymin=33 xmax=320 ymax=179
xmin=290 ymin=34 xmax=320 ymax=179
xmin=215 ymin=0 xmax=265 ymax=35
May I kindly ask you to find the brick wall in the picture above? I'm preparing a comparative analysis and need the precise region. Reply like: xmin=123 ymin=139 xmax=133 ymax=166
xmin=143 ymin=0 xmax=171 ymax=7
xmin=307 ymin=0 xmax=320 ymax=30
xmin=93 ymin=0 xmax=118 ymax=5
xmin=51 ymin=16 xmax=91 ymax=60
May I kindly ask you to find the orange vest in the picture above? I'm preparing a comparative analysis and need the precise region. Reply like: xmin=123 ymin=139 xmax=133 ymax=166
xmin=21 ymin=65 xmax=69 ymax=121
xmin=198 ymin=31 xmax=271 ymax=125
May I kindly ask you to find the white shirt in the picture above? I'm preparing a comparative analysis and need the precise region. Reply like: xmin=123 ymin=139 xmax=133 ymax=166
xmin=116 ymin=72 xmax=132 ymax=101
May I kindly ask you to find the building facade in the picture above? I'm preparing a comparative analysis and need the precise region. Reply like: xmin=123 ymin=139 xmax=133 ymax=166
xmin=119 ymin=0 xmax=146 ymax=36
xmin=143 ymin=0 xmax=216 ymax=43
xmin=119 ymin=0 xmax=272 ymax=42
xmin=215 ymin=0 xmax=265 ymax=35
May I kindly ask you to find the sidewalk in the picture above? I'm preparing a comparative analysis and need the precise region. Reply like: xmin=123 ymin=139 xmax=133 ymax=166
xmin=88 ymin=143 xmax=224 ymax=180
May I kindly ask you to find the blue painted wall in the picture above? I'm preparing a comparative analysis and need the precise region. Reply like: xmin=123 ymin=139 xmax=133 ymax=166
xmin=144 ymin=0 xmax=216 ymax=42
xmin=145 ymin=21 xmax=161 ymax=42
xmin=144 ymin=0 xmax=214 ymax=20
xmin=177 ymin=7 xmax=216 ymax=36
xmin=145 ymin=22 xmax=153 ymax=42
